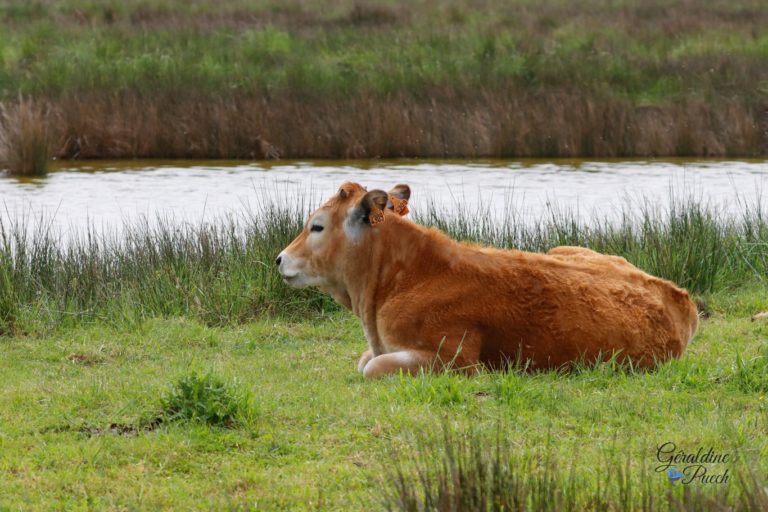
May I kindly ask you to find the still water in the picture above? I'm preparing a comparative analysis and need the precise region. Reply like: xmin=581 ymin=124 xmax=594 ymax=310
xmin=1 ymin=159 xmax=766 ymax=230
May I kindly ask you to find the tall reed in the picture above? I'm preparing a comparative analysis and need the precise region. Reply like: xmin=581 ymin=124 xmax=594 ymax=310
xmin=0 ymin=99 xmax=51 ymax=176
xmin=44 ymin=91 xmax=765 ymax=160
xmin=0 ymin=195 xmax=765 ymax=335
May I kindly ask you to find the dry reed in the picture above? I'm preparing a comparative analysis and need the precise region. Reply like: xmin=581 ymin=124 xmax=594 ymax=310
xmin=3 ymin=1 xmax=767 ymax=159
xmin=28 ymin=89 xmax=765 ymax=160
xmin=0 ymin=99 xmax=51 ymax=175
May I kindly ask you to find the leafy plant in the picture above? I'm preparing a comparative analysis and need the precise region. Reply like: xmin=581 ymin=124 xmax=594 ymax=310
xmin=158 ymin=371 xmax=255 ymax=428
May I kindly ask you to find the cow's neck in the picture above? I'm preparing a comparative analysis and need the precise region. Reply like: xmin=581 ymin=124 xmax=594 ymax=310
xmin=341 ymin=218 xmax=444 ymax=355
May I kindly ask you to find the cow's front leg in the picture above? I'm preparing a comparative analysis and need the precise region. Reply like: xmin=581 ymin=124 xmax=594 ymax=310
xmin=357 ymin=349 xmax=374 ymax=373
xmin=362 ymin=350 xmax=436 ymax=379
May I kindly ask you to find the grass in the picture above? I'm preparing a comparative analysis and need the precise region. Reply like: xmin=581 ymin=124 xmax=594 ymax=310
xmin=1 ymin=194 xmax=766 ymax=335
xmin=1 ymin=290 xmax=767 ymax=509
xmin=0 ymin=0 xmax=766 ymax=160
xmin=0 ymin=191 xmax=765 ymax=508
xmin=2 ymin=1 xmax=765 ymax=101
xmin=382 ymin=425 xmax=768 ymax=511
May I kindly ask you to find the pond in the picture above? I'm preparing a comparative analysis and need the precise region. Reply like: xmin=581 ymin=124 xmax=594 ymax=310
xmin=1 ymin=159 xmax=766 ymax=230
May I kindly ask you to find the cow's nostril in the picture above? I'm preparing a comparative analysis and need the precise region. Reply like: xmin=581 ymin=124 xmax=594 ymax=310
xmin=275 ymin=255 xmax=282 ymax=266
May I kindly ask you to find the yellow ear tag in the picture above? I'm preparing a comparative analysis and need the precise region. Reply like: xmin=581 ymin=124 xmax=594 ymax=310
xmin=389 ymin=195 xmax=410 ymax=216
xmin=369 ymin=207 xmax=385 ymax=225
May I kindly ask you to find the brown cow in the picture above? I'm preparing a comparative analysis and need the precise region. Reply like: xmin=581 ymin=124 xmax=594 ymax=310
xmin=276 ymin=182 xmax=698 ymax=379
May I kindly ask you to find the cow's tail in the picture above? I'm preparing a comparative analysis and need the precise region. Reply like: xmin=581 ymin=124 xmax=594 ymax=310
xmin=665 ymin=285 xmax=699 ymax=357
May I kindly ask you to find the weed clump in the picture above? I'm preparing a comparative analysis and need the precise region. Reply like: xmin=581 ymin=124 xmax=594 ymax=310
xmin=159 ymin=371 xmax=255 ymax=428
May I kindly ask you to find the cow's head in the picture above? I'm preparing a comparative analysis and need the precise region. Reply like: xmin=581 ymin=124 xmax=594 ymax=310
xmin=275 ymin=182 xmax=411 ymax=297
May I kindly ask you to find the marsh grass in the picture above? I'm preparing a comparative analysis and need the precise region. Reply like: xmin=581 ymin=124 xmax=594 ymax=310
xmin=0 ymin=194 xmax=765 ymax=334
xmin=0 ymin=99 xmax=50 ymax=175
xmin=1 ymin=0 xmax=767 ymax=157
xmin=380 ymin=425 xmax=768 ymax=511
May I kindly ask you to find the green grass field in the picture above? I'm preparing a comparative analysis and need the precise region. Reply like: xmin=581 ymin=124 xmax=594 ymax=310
xmin=0 ymin=195 xmax=767 ymax=509
xmin=1 ymin=287 xmax=767 ymax=509
xmin=2 ymin=1 xmax=767 ymax=507
xmin=2 ymin=0 xmax=766 ymax=101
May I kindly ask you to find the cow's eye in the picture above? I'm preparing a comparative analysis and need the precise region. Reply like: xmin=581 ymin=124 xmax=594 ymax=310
xmin=310 ymin=224 xmax=324 ymax=233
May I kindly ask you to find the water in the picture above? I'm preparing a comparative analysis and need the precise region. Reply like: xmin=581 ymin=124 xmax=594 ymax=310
xmin=1 ymin=159 xmax=766 ymax=230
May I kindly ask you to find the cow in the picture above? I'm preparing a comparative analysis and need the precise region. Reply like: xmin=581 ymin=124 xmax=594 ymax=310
xmin=276 ymin=182 xmax=699 ymax=379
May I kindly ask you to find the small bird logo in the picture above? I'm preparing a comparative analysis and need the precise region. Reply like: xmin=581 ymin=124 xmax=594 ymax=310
xmin=667 ymin=467 xmax=684 ymax=484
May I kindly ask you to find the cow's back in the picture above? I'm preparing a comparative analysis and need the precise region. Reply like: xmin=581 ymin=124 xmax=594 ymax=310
xmin=514 ymin=245 xmax=698 ymax=367
xmin=378 ymin=243 xmax=698 ymax=370
xmin=547 ymin=245 xmax=698 ymax=352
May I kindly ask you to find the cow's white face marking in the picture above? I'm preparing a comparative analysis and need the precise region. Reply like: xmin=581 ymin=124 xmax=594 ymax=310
xmin=277 ymin=182 xmax=410 ymax=298
xmin=277 ymin=210 xmax=333 ymax=288
xmin=343 ymin=210 xmax=365 ymax=242
xmin=275 ymin=250 xmax=313 ymax=288
xmin=305 ymin=210 xmax=330 ymax=248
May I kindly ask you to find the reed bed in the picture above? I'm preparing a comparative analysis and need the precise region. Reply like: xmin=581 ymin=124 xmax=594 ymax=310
xmin=41 ymin=91 xmax=765 ymax=160
xmin=0 ymin=0 xmax=766 ymax=161
xmin=0 ymin=195 xmax=765 ymax=335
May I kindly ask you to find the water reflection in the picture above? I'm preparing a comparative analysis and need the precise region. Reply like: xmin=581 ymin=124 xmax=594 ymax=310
xmin=1 ymin=159 xmax=766 ymax=230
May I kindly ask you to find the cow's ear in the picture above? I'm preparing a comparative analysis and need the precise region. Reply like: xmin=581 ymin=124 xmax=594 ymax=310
xmin=352 ymin=189 xmax=389 ymax=226
xmin=337 ymin=181 xmax=358 ymax=199
xmin=387 ymin=184 xmax=411 ymax=216
xmin=388 ymin=184 xmax=410 ymax=201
